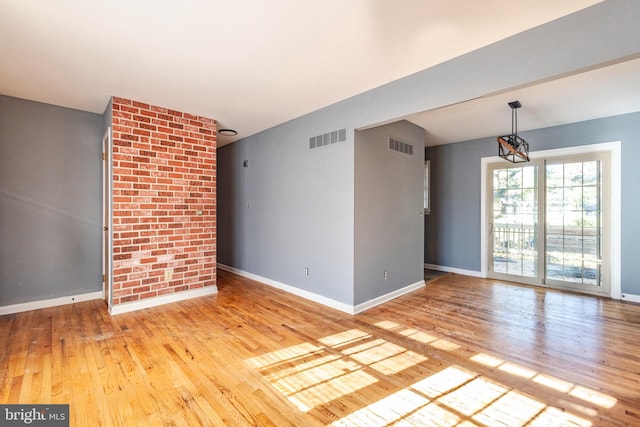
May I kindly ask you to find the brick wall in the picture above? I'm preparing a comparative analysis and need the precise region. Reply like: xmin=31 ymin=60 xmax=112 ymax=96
xmin=110 ymin=97 xmax=216 ymax=305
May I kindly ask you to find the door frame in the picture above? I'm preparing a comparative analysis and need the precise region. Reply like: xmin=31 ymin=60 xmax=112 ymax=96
xmin=485 ymin=160 xmax=543 ymax=287
xmin=102 ymin=127 xmax=113 ymax=309
xmin=480 ymin=141 xmax=621 ymax=299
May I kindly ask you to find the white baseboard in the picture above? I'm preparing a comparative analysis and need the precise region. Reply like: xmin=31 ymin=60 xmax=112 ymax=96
xmin=109 ymin=286 xmax=218 ymax=315
xmin=621 ymin=293 xmax=640 ymax=304
xmin=219 ymin=264 xmax=426 ymax=315
xmin=424 ymin=263 xmax=484 ymax=278
xmin=0 ymin=291 xmax=104 ymax=316
xmin=218 ymin=264 xmax=355 ymax=314
xmin=353 ymin=280 xmax=426 ymax=314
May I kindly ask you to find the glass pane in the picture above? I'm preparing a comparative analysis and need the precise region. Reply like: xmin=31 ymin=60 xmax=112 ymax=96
xmin=563 ymin=211 xmax=582 ymax=229
xmin=507 ymin=169 xmax=522 ymax=189
xmin=491 ymin=165 xmax=538 ymax=279
xmin=545 ymin=160 xmax=603 ymax=287
xmin=494 ymin=260 xmax=507 ymax=274
xmin=582 ymin=186 xmax=598 ymax=211
xmin=494 ymin=169 xmax=506 ymax=189
xmin=507 ymin=257 xmax=523 ymax=276
xmin=563 ymin=235 xmax=583 ymax=253
xmin=547 ymin=212 xmax=563 ymax=228
xmin=546 ymin=164 xmax=563 ymax=188
xmin=583 ymin=161 xmax=598 ymax=185
xmin=564 ymin=163 xmax=583 ymax=185
xmin=583 ymin=261 xmax=599 ymax=286
xmin=546 ymin=187 xmax=564 ymax=213
xmin=583 ymin=211 xmax=599 ymax=228
xmin=546 ymin=254 xmax=563 ymax=281
xmin=582 ymin=235 xmax=599 ymax=257
xmin=522 ymin=187 xmax=535 ymax=206
xmin=522 ymin=166 xmax=536 ymax=189
xmin=566 ymin=186 xmax=583 ymax=210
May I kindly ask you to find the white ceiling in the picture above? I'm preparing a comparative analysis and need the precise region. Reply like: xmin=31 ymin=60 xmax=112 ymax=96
xmin=409 ymin=57 xmax=640 ymax=146
xmin=3 ymin=0 xmax=636 ymax=148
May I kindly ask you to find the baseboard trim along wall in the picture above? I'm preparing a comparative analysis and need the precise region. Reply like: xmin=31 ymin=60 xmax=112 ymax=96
xmin=621 ymin=293 xmax=640 ymax=304
xmin=218 ymin=264 xmax=355 ymax=314
xmin=424 ymin=263 xmax=484 ymax=278
xmin=109 ymin=286 xmax=219 ymax=315
xmin=353 ymin=280 xmax=426 ymax=314
xmin=0 ymin=291 xmax=104 ymax=316
xmin=218 ymin=264 xmax=426 ymax=315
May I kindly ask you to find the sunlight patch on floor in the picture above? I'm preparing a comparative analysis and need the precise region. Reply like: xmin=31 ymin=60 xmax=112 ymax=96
xmin=377 ymin=321 xmax=461 ymax=351
xmin=246 ymin=328 xmax=430 ymax=412
xmin=252 ymin=345 xmax=379 ymax=412
xmin=498 ymin=362 xmax=537 ymax=379
xmin=331 ymin=389 xmax=434 ymax=426
xmin=528 ymin=406 xmax=593 ymax=427
xmin=369 ymin=351 xmax=428 ymax=375
xmin=437 ymin=377 xmax=509 ymax=416
xmin=318 ymin=329 xmax=371 ymax=348
xmin=472 ymin=390 xmax=545 ymax=426
xmin=429 ymin=338 xmax=462 ymax=351
xmin=284 ymin=365 xmax=378 ymax=412
xmin=412 ymin=366 xmax=476 ymax=398
xmin=399 ymin=328 xmax=439 ymax=344
xmin=264 ymin=353 xmax=342 ymax=381
xmin=569 ymin=385 xmax=617 ymax=408
xmin=246 ymin=323 xmax=612 ymax=425
xmin=471 ymin=352 xmax=617 ymax=409
xmin=555 ymin=399 xmax=599 ymax=418
xmin=532 ymin=373 xmax=573 ymax=393
xmin=331 ymin=363 xmax=593 ymax=426
xmin=341 ymin=339 xmax=427 ymax=375
xmin=246 ymin=342 xmax=322 ymax=369
xmin=470 ymin=352 xmax=503 ymax=367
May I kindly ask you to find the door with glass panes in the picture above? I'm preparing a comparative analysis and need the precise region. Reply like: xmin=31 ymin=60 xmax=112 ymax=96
xmin=488 ymin=152 xmax=610 ymax=296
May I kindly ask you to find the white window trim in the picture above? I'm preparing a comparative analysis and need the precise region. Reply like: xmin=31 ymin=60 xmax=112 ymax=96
xmin=480 ymin=141 xmax=621 ymax=299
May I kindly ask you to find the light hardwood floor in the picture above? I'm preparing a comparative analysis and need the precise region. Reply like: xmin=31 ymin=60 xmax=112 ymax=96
xmin=2 ymin=270 xmax=640 ymax=426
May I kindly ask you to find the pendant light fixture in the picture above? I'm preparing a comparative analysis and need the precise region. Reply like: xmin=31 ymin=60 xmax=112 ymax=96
xmin=497 ymin=100 xmax=529 ymax=163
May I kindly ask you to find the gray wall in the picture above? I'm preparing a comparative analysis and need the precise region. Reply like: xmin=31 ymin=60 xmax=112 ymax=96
xmin=0 ymin=95 xmax=103 ymax=305
xmin=217 ymin=118 xmax=355 ymax=305
xmin=424 ymin=141 xmax=488 ymax=271
xmin=217 ymin=0 xmax=640 ymax=305
xmin=355 ymin=121 xmax=425 ymax=304
xmin=425 ymin=112 xmax=640 ymax=295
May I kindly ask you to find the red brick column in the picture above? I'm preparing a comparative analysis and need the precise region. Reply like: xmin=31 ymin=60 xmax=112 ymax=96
xmin=110 ymin=97 xmax=216 ymax=305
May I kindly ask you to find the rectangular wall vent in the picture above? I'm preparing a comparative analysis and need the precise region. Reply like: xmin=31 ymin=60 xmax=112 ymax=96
xmin=310 ymin=128 xmax=347 ymax=149
xmin=389 ymin=137 xmax=413 ymax=156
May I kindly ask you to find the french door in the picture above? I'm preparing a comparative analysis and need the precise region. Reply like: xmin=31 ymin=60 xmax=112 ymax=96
xmin=487 ymin=152 xmax=610 ymax=296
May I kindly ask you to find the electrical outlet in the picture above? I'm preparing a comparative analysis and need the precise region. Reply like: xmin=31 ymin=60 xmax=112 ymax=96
xmin=165 ymin=268 xmax=173 ymax=281
xmin=305 ymin=267 xmax=309 ymax=276
xmin=384 ymin=270 xmax=388 ymax=280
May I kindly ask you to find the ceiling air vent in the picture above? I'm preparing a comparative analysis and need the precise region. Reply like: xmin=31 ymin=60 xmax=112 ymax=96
xmin=310 ymin=128 xmax=347 ymax=149
xmin=389 ymin=137 xmax=413 ymax=156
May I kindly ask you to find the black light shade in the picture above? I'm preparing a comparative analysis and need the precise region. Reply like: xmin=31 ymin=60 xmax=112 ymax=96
xmin=497 ymin=101 xmax=529 ymax=163
xmin=218 ymin=129 xmax=238 ymax=136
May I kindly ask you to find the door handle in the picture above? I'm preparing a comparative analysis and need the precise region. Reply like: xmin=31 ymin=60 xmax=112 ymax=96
xmin=103 ymin=226 xmax=108 ymax=231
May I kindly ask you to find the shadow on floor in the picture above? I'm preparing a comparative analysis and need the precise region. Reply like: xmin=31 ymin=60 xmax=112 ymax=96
xmin=424 ymin=268 xmax=448 ymax=283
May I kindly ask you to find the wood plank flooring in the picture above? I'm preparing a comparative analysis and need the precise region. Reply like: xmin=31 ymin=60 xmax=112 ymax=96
xmin=2 ymin=270 xmax=640 ymax=426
